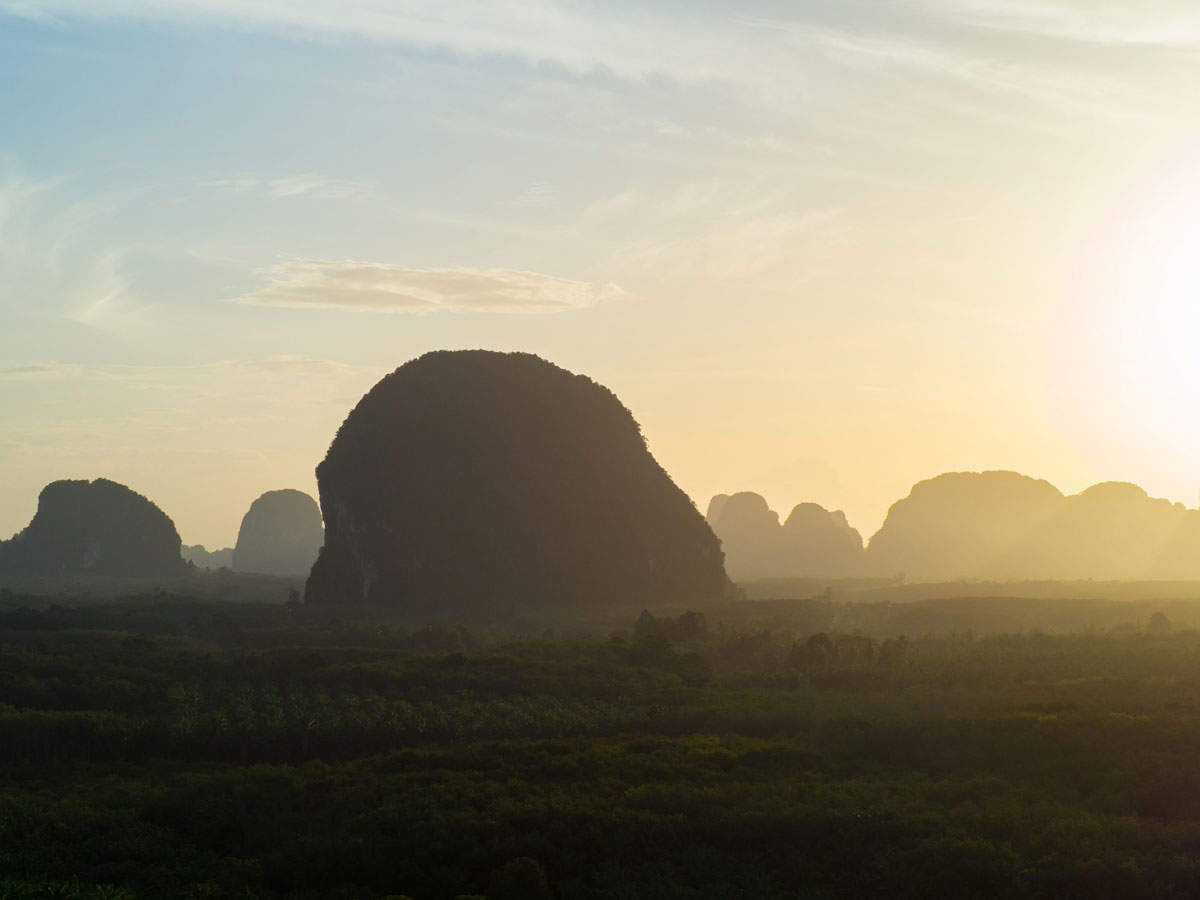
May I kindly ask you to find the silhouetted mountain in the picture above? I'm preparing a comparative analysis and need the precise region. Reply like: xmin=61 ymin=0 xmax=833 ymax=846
xmin=1151 ymin=505 xmax=1200 ymax=580
xmin=864 ymin=471 xmax=1200 ymax=580
xmin=233 ymin=489 xmax=324 ymax=576
xmin=782 ymin=503 xmax=864 ymax=574
xmin=706 ymin=492 xmax=863 ymax=579
xmin=705 ymin=493 xmax=782 ymax=579
xmin=0 ymin=478 xmax=187 ymax=577
xmin=865 ymin=471 xmax=1064 ymax=580
xmin=182 ymin=544 xmax=234 ymax=570
xmin=999 ymin=482 xmax=1200 ymax=580
xmin=305 ymin=350 xmax=730 ymax=613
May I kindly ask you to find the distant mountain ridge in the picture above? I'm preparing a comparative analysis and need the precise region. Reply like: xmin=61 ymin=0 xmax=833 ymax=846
xmin=710 ymin=471 xmax=1200 ymax=582
xmin=705 ymin=493 xmax=862 ymax=580
xmin=183 ymin=544 xmax=234 ymax=570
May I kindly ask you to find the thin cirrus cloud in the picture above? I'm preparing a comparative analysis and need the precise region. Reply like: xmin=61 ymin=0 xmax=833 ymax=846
xmin=2 ymin=0 xmax=1186 ymax=138
xmin=8 ymin=0 xmax=1199 ymax=143
xmin=914 ymin=0 xmax=1200 ymax=47
xmin=0 ymin=0 xmax=788 ymax=86
xmin=200 ymin=174 xmax=372 ymax=200
xmin=0 ymin=168 xmax=132 ymax=327
xmin=0 ymin=357 xmax=383 ymax=380
xmin=0 ymin=363 xmax=74 ymax=380
xmin=226 ymin=259 xmax=624 ymax=314
xmin=6 ymin=0 xmax=1182 ymax=82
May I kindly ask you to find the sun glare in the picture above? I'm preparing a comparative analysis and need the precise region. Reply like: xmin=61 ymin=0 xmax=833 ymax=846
xmin=1058 ymin=147 xmax=1200 ymax=465
xmin=1123 ymin=162 xmax=1200 ymax=408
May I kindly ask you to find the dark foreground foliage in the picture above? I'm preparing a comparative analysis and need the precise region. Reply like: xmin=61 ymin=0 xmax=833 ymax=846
xmin=4 ymin=597 xmax=1200 ymax=898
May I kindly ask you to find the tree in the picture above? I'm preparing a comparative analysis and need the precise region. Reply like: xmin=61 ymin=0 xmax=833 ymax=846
xmin=488 ymin=857 xmax=553 ymax=900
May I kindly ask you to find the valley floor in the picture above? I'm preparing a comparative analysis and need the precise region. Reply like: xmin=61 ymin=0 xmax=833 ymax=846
xmin=3 ymin=592 xmax=1200 ymax=898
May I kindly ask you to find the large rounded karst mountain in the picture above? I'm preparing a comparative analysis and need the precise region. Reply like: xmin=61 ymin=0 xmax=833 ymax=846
xmin=233 ymin=489 xmax=324 ymax=576
xmin=305 ymin=350 xmax=730 ymax=613
xmin=864 ymin=471 xmax=1065 ymax=580
xmin=0 ymin=478 xmax=187 ymax=577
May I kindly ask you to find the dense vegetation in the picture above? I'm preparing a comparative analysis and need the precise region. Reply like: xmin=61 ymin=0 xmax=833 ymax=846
xmin=4 ymin=593 xmax=1200 ymax=898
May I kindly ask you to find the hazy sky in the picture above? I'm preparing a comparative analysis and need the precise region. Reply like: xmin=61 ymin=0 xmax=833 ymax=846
xmin=4 ymin=1 xmax=1200 ymax=549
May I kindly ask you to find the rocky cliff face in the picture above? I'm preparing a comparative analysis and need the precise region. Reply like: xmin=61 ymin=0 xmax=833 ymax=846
xmin=305 ymin=350 xmax=730 ymax=613
xmin=0 ymin=478 xmax=187 ymax=577
xmin=233 ymin=489 xmax=324 ymax=576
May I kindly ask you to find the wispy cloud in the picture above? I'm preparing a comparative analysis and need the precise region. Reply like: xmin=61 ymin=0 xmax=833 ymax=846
xmin=0 ymin=362 xmax=80 ymax=380
xmin=0 ymin=166 xmax=134 ymax=328
xmin=0 ymin=356 xmax=385 ymax=381
xmin=0 ymin=0 xmax=1141 ymax=114
xmin=609 ymin=206 xmax=849 ymax=287
xmin=201 ymin=173 xmax=372 ymax=199
xmin=227 ymin=259 xmax=623 ymax=313
xmin=515 ymin=181 xmax=557 ymax=207
xmin=4 ymin=0 xmax=1188 ymax=175
xmin=0 ymin=1 xmax=765 ymax=86
xmin=915 ymin=0 xmax=1200 ymax=47
xmin=231 ymin=356 xmax=385 ymax=377
xmin=582 ymin=178 xmax=853 ymax=288
xmin=762 ymin=18 xmax=1155 ymax=125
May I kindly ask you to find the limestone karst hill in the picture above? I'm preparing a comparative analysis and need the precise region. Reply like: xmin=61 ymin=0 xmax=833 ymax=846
xmin=710 ymin=471 xmax=1200 ymax=583
xmin=0 ymin=478 xmax=187 ymax=577
xmin=864 ymin=471 xmax=1065 ymax=580
xmin=233 ymin=489 xmax=324 ymax=577
xmin=705 ymin=492 xmax=863 ymax=580
xmin=983 ymin=480 xmax=1200 ymax=581
xmin=182 ymin=545 xmax=234 ymax=570
xmin=305 ymin=350 xmax=731 ymax=613
xmin=865 ymin=471 xmax=1200 ymax=581
xmin=783 ymin=502 xmax=864 ymax=574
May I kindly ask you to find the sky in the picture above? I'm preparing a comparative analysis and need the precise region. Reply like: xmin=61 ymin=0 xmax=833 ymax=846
xmin=4 ymin=1 xmax=1200 ymax=549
